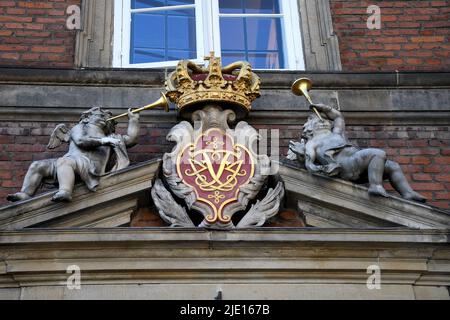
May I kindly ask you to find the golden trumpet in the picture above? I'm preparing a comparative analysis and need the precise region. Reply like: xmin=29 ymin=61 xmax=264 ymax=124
xmin=108 ymin=92 xmax=170 ymax=121
xmin=291 ymin=78 xmax=323 ymax=121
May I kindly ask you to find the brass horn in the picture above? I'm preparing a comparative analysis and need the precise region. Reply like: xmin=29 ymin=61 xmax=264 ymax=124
xmin=291 ymin=78 xmax=323 ymax=121
xmin=108 ymin=92 xmax=170 ymax=121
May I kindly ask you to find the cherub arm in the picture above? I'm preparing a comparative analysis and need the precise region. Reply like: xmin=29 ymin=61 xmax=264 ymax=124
xmin=311 ymin=103 xmax=345 ymax=135
xmin=122 ymin=108 xmax=140 ymax=147
xmin=71 ymin=124 xmax=120 ymax=149
xmin=288 ymin=139 xmax=305 ymax=162
xmin=304 ymin=141 xmax=323 ymax=173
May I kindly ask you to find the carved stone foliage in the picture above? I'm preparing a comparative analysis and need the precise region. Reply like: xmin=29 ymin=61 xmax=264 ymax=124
xmin=153 ymin=105 xmax=283 ymax=229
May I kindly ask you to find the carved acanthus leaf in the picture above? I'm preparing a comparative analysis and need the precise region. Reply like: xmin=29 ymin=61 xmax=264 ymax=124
xmin=237 ymin=182 xmax=285 ymax=228
xmin=151 ymin=179 xmax=194 ymax=227
xmin=162 ymin=121 xmax=197 ymax=207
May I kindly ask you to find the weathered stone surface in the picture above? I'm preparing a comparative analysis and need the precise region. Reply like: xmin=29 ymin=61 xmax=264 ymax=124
xmin=15 ymin=284 xmax=421 ymax=300
xmin=0 ymin=228 xmax=448 ymax=299
xmin=298 ymin=0 xmax=342 ymax=71
xmin=75 ymin=0 xmax=114 ymax=68
xmin=0 ymin=70 xmax=449 ymax=125
xmin=0 ymin=159 xmax=161 ymax=230
xmin=413 ymin=286 xmax=450 ymax=300
xmin=279 ymin=162 xmax=450 ymax=229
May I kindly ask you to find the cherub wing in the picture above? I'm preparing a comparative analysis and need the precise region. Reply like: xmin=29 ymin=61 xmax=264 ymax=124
xmin=47 ymin=124 xmax=70 ymax=149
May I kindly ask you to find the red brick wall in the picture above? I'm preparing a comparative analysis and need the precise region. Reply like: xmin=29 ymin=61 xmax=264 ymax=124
xmin=1 ymin=121 xmax=449 ymax=210
xmin=0 ymin=0 xmax=80 ymax=68
xmin=330 ymin=0 xmax=450 ymax=71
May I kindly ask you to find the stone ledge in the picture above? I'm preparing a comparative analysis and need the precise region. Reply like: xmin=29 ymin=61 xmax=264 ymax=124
xmin=1 ymin=69 xmax=449 ymax=125
xmin=1 ymin=228 xmax=448 ymax=294
xmin=0 ymin=68 xmax=449 ymax=89
xmin=0 ymin=228 xmax=448 ymax=245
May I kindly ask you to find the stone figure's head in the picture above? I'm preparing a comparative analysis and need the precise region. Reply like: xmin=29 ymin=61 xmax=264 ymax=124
xmin=80 ymin=107 xmax=116 ymax=134
xmin=302 ymin=114 xmax=333 ymax=139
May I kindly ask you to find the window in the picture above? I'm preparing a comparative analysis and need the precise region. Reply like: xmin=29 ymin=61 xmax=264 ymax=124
xmin=113 ymin=0 xmax=305 ymax=69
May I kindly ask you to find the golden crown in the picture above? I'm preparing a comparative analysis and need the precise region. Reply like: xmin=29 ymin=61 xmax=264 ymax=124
xmin=165 ymin=52 xmax=261 ymax=115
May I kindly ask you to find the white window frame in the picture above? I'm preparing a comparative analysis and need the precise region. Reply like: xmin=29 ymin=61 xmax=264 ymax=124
xmin=113 ymin=0 xmax=305 ymax=70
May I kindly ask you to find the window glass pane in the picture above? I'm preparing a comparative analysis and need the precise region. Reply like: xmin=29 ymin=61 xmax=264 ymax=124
xmin=219 ymin=0 xmax=280 ymax=14
xmin=220 ymin=17 xmax=284 ymax=68
xmin=220 ymin=18 xmax=245 ymax=50
xmin=167 ymin=50 xmax=197 ymax=60
xmin=132 ymin=49 xmax=165 ymax=64
xmin=167 ymin=15 xmax=196 ymax=49
xmin=132 ymin=0 xmax=194 ymax=9
xmin=246 ymin=18 xmax=282 ymax=51
xmin=221 ymin=51 xmax=246 ymax=66
xmin=132 ymin=13 xmax=165 ymax=48
xmin=244 ymin=0 xmax=280 ymax=14
xmin=248 ymin=51 xmax=281 ymax=69
xmin=130 ymin=9 xmax=196 ymax=64
xmin=219 ymin=0 xmax=244 ymax=14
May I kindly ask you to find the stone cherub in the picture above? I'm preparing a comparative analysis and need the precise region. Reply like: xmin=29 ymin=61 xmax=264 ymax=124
xmin=7 ymin=107 xmax=139 ymax=202
xmin=288 ymin=103 xmax=426 ymax=203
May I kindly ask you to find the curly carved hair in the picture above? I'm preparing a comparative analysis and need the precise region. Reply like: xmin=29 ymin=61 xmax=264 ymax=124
xmin=79 ymin=107 xmax=116 ymax=134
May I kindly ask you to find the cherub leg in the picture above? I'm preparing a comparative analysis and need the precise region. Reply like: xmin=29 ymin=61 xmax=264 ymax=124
xmin=52 ymin=157 xmax=76 ymax=202
xmin=385 ymin=160 xmax=426 ymax=202
xmin=344 ymin=149 xmax=388 ymax=197
xmin=7 ymin=160 xmax=54 ymax=202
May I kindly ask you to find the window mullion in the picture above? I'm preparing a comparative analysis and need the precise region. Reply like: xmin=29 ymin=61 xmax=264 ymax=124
xmin=195 ymin=0 xmax=206 ymax=61
xmin=113 ymin=0 xmax=123 ymax=67
xmin=218 ymin=13 xmax=283 ymax=18
xmin=282 ymin=0 xmax=305 ymax=70
xmin=210 ymin=0 xmax=221 ymax=58
xmin=121 ymin=0 xmax=131 ymax=67
xmin=131 ymin=4 xmax=196 ymax=14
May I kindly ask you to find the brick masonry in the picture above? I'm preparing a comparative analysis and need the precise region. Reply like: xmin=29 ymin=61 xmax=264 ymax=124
xmin=330 ymin=0 xmax=450 ymax=71
xmin=0 ymin=121 xmax=449 ymax=210
xmin=0 ymin=0 xmax=80 ymax=68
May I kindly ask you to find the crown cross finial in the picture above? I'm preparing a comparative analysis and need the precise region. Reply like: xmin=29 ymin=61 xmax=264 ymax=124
xmin=204 ymin=51 xmax=215 ymax=61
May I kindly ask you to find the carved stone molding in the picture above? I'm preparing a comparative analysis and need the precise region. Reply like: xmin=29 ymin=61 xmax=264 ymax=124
xmin=298 ymin=0 xmax=342 ymax=71
xmin=75 ymin=0 xmax=114 ymax=68
xmin=0 ymin=228 xmax=449 ymax=299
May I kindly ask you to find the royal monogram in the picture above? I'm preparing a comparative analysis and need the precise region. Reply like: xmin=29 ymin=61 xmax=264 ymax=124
xmin=177 ymin=129 xmax=255 ymax=224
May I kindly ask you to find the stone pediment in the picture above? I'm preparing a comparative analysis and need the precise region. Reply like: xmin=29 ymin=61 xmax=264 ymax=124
xmin=279 ymin=162 xmax=450 ymax=229
xmin=0 ymin=160 xmax=161 ymax=230
xmin=0 ymin=159 xmax=448 ymax=230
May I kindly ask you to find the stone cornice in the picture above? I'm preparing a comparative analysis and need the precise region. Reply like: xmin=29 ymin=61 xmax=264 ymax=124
xmin=0 ymin=228 xmax=449 ymax=245
xmin=0 ymin=228 xmax=448 ymax=289
xmin=0 ymin=69 xmax=448 ymax=125
xmin=0 ymin=67 xmax=449 ymax=89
